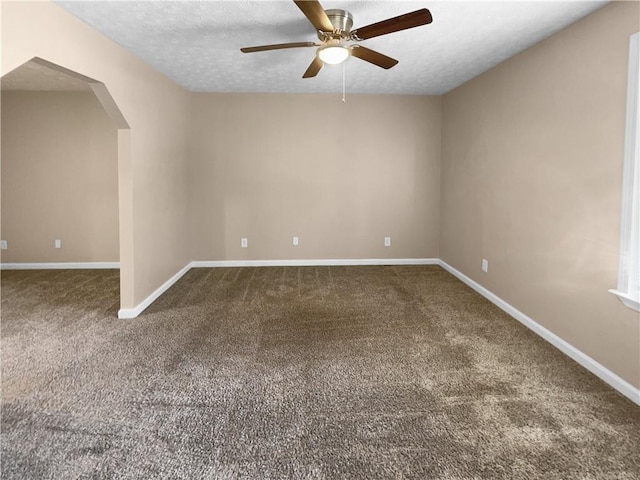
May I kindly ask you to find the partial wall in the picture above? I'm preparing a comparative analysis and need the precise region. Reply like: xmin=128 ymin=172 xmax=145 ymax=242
xmin=440 ymin=2 xmax=640 ymax=387
xmin=1 ymin=1 xmax=191 ymax=310
xmin=189 ymin=93 xmax=441 ymax=261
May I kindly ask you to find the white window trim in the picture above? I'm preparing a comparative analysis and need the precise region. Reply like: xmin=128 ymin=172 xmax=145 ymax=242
xmin=610 ymin=32 xmax=640 ymax=312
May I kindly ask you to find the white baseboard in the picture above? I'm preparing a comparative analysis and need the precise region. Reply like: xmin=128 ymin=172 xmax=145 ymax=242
xmin=1 ymin=262 xmax=119 ymax=270
xmin=192 ymin=258 xmax=439 ymax=268
xmin=438 ymin=260 xmax=640 ymax=406
xmin=118 ymin=263 xmax=191 ymax=319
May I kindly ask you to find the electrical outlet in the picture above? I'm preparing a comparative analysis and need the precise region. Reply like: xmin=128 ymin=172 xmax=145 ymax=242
xmin=482 ymin=259 xmax=489 ymax=272
xmin=292 ymin=236 xmax=299 ymax=246
xmin=384 ymin=236 xmax=391 ymax=247
xmin=241 ymin=238 xmax=248 ymax=248
xmin=0 ymin=240 xmax=7 ymax=250
xmin=55 ymin=239 xmax=62 ymax=249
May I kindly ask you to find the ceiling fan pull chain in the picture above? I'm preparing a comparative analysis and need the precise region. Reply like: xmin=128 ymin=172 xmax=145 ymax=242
xmin=342 ymin=61 xmax=346 ymax=103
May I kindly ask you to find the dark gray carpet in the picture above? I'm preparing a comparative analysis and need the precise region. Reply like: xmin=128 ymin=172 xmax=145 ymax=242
xmin=1 ymin=266 xmax=638 ymax=479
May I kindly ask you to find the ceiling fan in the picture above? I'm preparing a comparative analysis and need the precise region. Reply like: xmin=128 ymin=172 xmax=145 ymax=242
xmin=240 ymin=0 xmax=433 ymax=78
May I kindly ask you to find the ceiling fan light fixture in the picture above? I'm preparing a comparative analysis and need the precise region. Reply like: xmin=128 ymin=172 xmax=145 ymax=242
xmin=318 ymin=44 xmax=349 ymax=64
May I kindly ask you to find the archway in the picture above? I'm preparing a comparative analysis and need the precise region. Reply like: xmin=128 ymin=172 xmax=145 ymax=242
xmin=1 ymin=57 xmax=132 ymax=313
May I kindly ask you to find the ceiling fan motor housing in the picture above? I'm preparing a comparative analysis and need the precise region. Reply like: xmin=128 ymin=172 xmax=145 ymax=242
xmin=318 ymin=9 xmax=353 ymax=40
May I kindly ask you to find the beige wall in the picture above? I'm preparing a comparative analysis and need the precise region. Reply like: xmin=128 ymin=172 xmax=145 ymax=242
xmin=440 ymin=1 xmax=640 ymax=387
xmin=189 ymin=93 xmax=441 ymax=261
xmin=1 ymin=0 xmax=191 ymax=308
xmin=1 ymin=91 xmax=118 ymax=263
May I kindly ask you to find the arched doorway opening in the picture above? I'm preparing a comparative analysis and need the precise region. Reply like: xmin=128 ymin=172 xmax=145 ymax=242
xmin=1 ymin=57 xmax=132 ymax=313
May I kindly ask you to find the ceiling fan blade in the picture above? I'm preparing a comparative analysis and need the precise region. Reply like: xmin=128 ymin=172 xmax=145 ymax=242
xmin=293 ymin=0 xmax=334 ymax=32
xmin=350 ymin=46 xmax=398 ymax=69
xmin=241 ymin=42 xmax=318 ymax=53
xmin=303 ymin=56 xmax=323 ymax=78
xmin=351 ymin=9 xmax=432 ymax=41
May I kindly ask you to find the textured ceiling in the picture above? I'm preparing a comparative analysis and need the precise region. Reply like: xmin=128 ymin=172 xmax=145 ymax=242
xmin=54 ymin=0 xmax=608 ymax=95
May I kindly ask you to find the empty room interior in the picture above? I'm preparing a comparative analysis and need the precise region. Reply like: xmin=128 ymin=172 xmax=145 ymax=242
xmin=1 ymin=0 xmax=639 ymax=478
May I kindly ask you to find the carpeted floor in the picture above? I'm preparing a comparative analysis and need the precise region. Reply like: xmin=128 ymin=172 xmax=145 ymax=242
xmin=1 ymin=265 xmax=638 ymax=479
